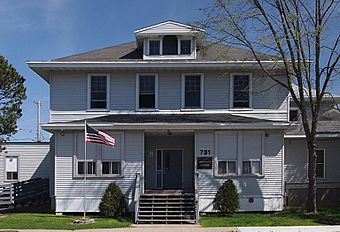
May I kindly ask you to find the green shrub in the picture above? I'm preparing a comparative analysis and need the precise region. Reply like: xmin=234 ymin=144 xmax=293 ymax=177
xmin=213 ymin=179 xmax=240 ymax=215
xmin=99 ymin=183 xmax=127 ymax=217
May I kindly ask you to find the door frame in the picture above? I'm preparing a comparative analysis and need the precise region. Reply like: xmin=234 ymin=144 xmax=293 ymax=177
xmin=155 ymin=148 xmax=184 ymax=190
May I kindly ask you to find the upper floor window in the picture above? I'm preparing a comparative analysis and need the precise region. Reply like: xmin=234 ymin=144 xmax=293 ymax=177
xmin=163 ymin=35 xmax=178 ymax=55
xmin=6 ymin=156 xmax=18 ymax=181
xmin=316 ymin=149 xmax=325 ymax=179
xmin=289 ymin=109 xmax=299 ymax=121
xmin=180 ymin=40 xmax=191 ymax=55
xmin=182 ymin=74 xmax=203 ymax=109
xmin=149 ymin=40 xmax=160 ymax=55
xmin=231 ymin=74 xmax=252 ymax=108
xmin=88 ymin=74 xmax=109 ymax=109
xmin=137 ymin=74 xmax=158 ymax=109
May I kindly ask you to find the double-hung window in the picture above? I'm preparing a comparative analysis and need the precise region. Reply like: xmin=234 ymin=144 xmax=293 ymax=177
xmin=316 ymin=149 xmax=325 ymax=179
xmin=183 ymin=74 xmax=203 ymax=109
xmin=137 ymin=74 xmax=157 ymax=109
xmin=88 ymin=74 xmax=109 ymax=109
xmin=6 ymin=156 xmax=18 ymax=181
xmin=232 ymin=74 xmax=251 ymax=108
xmin=180 ymin=40 xmax=191 ymax=55
xmin=149 ymin=40 xmax=160 ymax=55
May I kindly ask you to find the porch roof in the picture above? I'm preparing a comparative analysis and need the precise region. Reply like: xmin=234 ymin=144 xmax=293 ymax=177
xmin=42 ymin=113 xmax=290 ymax=132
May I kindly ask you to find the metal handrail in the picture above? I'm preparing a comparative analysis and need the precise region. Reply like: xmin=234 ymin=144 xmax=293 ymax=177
xmin=194 ymin=172 xmax=199 ymax=224
xmin=134 ymin=173 xmax=141 ymax=223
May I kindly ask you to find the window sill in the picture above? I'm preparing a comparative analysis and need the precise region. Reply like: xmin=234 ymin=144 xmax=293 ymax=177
xmin=180 ymin=108 xmax=204 ymax=112
xmin=136 ymin=109 xmax=159 ymax=112
xmin=86 ymin=109 xmax=110 ymax=112
xmin=229 ymin=108 xmax=253 ymax=111
xmin=74 ymin=175 xmax=124 ymax=179
xmin=214 ymin=174 xmax=264 ymax=178
xmin=4 ymin=179 xmax=18 ymax=183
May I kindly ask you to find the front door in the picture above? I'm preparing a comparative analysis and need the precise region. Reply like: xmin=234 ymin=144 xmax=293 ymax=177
xmin=156 ymin=149 xmax=182 ymax=189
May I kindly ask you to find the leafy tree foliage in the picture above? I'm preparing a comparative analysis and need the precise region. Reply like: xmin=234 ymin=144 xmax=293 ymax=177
xmin=99 ymin=183 xmax=127 ymax=217
xmin=0 ymin=55 xmax=26 ymax=145
xmin=213 ymin=179 xmax=240 ymax=215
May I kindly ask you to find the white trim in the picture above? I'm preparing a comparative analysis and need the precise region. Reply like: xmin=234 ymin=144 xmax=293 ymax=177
xmin=87 ymin=73 xmax=110 ymax=111
xmin=136 ymin=73 xmax=159 ymax=110
xmin=230 ymin=73 xmax=253 ymax=109
xmin=43 ymin=123 xmax=291 ymax=132
xmin=181 ymin=73 xmax=204 ymax=110
xmin=285 ymin=134 xmax=340 ymax=138
xmin=134 ymin=20 xmax=205 ymax=34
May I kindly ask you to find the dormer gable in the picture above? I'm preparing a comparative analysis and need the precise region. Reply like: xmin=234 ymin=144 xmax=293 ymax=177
xmin=134 ymin=20 xmax=205 ymax=60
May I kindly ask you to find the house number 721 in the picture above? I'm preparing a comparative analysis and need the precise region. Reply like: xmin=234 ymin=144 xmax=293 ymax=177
xmin=200 ymin=150 xmax=211 ymax=155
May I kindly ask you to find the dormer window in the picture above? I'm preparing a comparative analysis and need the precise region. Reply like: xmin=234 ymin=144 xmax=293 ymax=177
xmin=149 ymin=40 xmax=160 ymax=55
xmin=180 ymin=40 xmax=191 ymax=55
xmin=163 ymin=35 xmax=178 ymax=55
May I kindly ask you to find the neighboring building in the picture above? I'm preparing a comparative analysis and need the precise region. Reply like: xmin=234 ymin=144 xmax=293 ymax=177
xmin=28 ymin=20 xmax=295 ymax=221
xmin=285 ymin=94 xmax=340 ymax=206
xmin=0 ymin=142 xmax=50 ymax=185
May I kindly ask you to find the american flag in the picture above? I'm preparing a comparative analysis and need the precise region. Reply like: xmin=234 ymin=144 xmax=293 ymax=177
xmin=85 ymin=124 xmax=115 ymax=147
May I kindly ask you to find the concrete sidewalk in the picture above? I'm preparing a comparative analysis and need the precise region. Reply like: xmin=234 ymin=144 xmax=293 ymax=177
xmin=9 ymin=225 xmax=340 ymax=232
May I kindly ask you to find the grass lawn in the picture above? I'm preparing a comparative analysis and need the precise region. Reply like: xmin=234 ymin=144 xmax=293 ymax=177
xmin=200 ymin=207 xmax=340 ymax=227
xmin=0 ymin=213 xmax=131 ymax=230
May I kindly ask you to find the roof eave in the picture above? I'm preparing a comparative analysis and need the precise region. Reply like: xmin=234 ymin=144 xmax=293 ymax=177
xmin=42 ymin=122 xmax=290 ymax=133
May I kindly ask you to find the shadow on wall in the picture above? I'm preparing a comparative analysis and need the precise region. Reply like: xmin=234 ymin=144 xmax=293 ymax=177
xmin=32 ymin=148 xmax=51 ymax=180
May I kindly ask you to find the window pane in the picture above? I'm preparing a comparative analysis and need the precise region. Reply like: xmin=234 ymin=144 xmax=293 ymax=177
xmin=102 ymin=162 xmax=110 ymax=174
xmin=185 ymin=75 xmax=201 ymax=108
xmin=316 ymin=150 xmax=324 ymax=163
xmin=139 ymin=76 xmax=155 ymax=92
xmin=139 ymin=94 xmax=155 ymax=108
xmin=316 ymin=164 xmax=324 ymax=178
xmin=252 ymin=161 xmax=261 ymax=174
xmin=228 ymin=161 xmax=236 ymax=174
xmin=87 ymin=162 xmax=96 ymax=175
xmin=78 ymin=162 xmax=84 ymax=175
xmin=139 ymin=76 xmax=155 ymax=108
xmin=91 ymin=76 xmax=107 ymax=109
xmin=163 ymin=35 xmax=178 ymax=55
xmin=149 ymin=40 xmax=160 ymax=55
xmin=289 ymin=110 xmax=299 ymax=121
xmin=233 ymin=75 xmax=249 ymax=108
xmin=112 ymin=162 xmax=120 ymax=175
xmin=218 ymin=161 xmax=227 ymax=174
xmin=12 ymin=172 xmax=18 ymax=180
xmin=6 ymin=172 xmax=12 ymax=180
xmin=156 ymin=151 xmax=162 ymax=170
xmin=180 ymin=40 xmax=191 ymax=54
xmin=243 ymin=161 xmax=251 ymax=174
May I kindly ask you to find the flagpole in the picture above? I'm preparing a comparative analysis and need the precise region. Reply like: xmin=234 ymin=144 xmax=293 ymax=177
xmin=83 ymin=120 xmax=87 ymax=219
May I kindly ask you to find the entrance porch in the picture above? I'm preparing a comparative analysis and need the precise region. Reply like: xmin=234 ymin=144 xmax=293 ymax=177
xmin=144 ymin=131 xmax=195 ymax=193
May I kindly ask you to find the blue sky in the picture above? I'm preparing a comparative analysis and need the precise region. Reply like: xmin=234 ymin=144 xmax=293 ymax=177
xmin=0 ymin=0 xmax=339 ymax=141
xmin=0 ymin=0 xmax=210 ymax=141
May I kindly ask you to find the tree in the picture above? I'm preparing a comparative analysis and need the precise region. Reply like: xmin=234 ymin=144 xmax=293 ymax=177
xmin=99 ymin=183 xmax=127 ymax=217
xmin=199 ymin=0 xmax=339 ymax=213
xmin=0 ymin=55 xmax=26 ymax=148
xmin=213 ymin=180 xmax=240 ymax=215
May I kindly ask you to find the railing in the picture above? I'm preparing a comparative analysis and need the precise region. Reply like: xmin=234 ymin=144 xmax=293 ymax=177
xmin=0 ymin=183 xmax=14 ymax=207
xmin=194 ymin=172 xmax=199 ymax=224
xmin=134 ymin=173 xmax=141 ymax=223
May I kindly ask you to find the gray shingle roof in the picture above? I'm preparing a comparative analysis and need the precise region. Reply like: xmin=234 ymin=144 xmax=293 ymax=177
xmin=52 ymin=41 xmax=276 ymax=62
xmin=53 ymin=113 xmax=277 ymax=125
xmin=286 ymin=120 xmax=340 ymax=135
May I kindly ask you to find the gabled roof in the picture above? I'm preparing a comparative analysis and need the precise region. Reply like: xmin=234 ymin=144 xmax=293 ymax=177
xmin=134 ymin=20 xmax=204 ymax=35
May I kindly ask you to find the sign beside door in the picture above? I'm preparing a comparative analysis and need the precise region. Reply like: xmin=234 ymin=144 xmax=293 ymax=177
xmin=197 ymin=157 xmax=213 ymax=169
